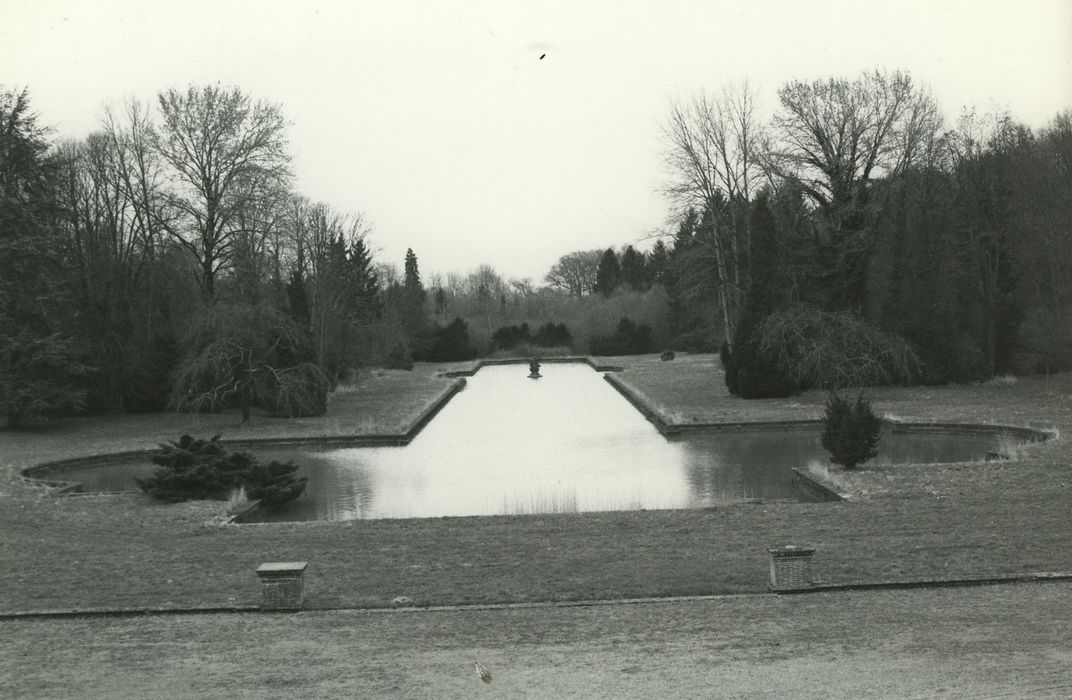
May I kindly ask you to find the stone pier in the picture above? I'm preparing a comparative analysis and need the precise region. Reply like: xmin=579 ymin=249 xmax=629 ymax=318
xmin=767 ymin=545 xmax=815 ymax=592
xmin=255 ymin=562 xmax=309 ymax=610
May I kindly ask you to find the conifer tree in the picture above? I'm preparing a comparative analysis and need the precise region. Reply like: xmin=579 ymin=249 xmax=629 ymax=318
xmin=0 ymin=87 xmax=90 ymax=427
xmin=620 ymin=245 xmax=647 ymax=290
xmin=593 ymin=248 xmax=622 ymax=296
xmin=401 ymin=248 xmax=430 ymax=351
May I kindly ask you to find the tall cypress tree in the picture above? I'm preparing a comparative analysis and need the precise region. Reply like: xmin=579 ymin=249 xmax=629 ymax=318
xmin=401 ymin=248 xmax=429 ymax=351
xmin=620 ymin=245 xmax=646 ymax=290
xmin=593 ymin=248 xmax=622 ymax=296
xmin=723 ymin=190 xmax=796 ymax=398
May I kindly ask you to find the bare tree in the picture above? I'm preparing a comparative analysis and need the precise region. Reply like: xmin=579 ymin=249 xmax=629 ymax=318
xmin=54 ymin=98 xmax=174 ymax=410
xmin=285 ymin=199 xmax=376 ymax=376
xmin=767 ymin=70 xmax=942 ymax=309
xmin=154 ymin=85 xmax=291 ymax=300
xmin=662 ymin=82 xmax=764 ymax=347
xmin=544 ymin=249 xmax=603 ymax=297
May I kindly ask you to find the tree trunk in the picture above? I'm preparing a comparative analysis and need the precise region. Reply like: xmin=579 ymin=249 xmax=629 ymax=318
xmin=241 ymin=382 xmax=251 ymax=423
xmin=203 ymin=257 xmax=215 ymax=300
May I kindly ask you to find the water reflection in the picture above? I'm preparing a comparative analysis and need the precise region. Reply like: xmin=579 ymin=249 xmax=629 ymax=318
xmin=48 ymin=363 xmax=1013 ymax=521
xmin=264 ymin=364 xmax=700 ymax=520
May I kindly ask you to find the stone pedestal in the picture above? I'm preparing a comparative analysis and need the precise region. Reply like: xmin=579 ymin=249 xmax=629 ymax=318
xmin=767 ymin=545 xmax=815 ymax=591
xmin=256 ymin=562 xmax=308 ymax=610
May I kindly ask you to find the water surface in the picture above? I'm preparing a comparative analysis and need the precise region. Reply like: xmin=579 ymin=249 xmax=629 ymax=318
xmin=49 ymin=364 xmax=1012 ymax=520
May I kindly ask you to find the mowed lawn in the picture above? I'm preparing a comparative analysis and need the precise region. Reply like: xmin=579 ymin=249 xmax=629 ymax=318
xmin=1 ymin=355 xmax=1071 ymax=613
xmin=4 ymin=584 xmax=1071 ymax=699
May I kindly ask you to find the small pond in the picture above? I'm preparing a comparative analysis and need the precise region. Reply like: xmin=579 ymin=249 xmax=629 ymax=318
xmin=43 ymin=363 xmax=1024 ymax=521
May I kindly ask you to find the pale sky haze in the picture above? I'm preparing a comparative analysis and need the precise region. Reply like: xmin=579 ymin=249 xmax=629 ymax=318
xmin=5 ymin=0 xmax=1071 ymax=281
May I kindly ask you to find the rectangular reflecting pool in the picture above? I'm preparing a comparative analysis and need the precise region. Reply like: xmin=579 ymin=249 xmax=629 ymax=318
xmin=50 ymin=363 xmax=1016 ymax=521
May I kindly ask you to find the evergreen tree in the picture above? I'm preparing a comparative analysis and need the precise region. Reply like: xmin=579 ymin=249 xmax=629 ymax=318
xmin=345 ymin=237 xmax=381 ymax=320
xmin=404 ymin=247 xmax=422 ymax=290
xmin=665 ymin=208 xmax=722 ymax=350
xmin=821 ymin=393 xmax=882 ymax=470
xmin=620 ymin=245 xmax=647 ymax=290
xmin=401 ymin=248 xmax=430 ymax=353
xmin=0 ymin=87 xmax=90 ymax=428
xmin=422 ymin=317 xmax=476 ymax=362
xmin=593 ymin=248 xmax=622 ymax=296
xmin=136 ymin=434 xmax=307 ymax=507
xmin=645 ymin=239 xmax=669 ymax=287
xmin=722 ymin=191 xmax=796 ymax=397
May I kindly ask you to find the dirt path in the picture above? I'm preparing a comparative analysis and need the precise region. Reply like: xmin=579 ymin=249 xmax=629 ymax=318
xmin=3 ymin=583 xmax=1070 ymax=698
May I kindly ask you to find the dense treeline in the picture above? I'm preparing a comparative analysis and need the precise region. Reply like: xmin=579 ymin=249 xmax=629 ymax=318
xmin=2 ymin=74 xmax=1069 ymax=426
xmin=660 ymin=75 xmax=1071 ymax=396
xmin=0 ymin=85 xmax=411 ymax=426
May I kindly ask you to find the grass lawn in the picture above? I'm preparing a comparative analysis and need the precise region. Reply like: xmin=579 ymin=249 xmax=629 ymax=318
xmin=3 ymin=583 xmax=1070 ymax=698
xmin=1 ymin=354 xmax=1071 ymax=614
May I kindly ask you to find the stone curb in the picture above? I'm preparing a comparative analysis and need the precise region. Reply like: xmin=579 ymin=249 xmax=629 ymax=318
xmin=19 ymin=378 xmax=468 ymax=492
xmin=603 ymin=372 xmax=1056 ymax=445
xmin=441 ymin=356 xmax=623 ymax=377
xmin=772 ymin=571 xmax=1072 ymax=595
xmin=790 ymin=467 xmax=847 ymax=501
xmin=3 ymin=573 xmax=1069 ymax=620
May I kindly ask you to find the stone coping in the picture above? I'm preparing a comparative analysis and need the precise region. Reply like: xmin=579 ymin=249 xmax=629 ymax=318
xmin=255 ymin=562 xmax=308 ymax=575
xmin=3 ymin=572 xmax=1070 ymax=619
xmin=20 ymin=378 xmax=467 ymax=491
xmin=441 ymin=356 xmax=623 ymax=376
xmin=791 ymin=468 xmax=848 ymax=502
xmin=767 ymin=545 xmax=816 ymax=556
xmin=602 ymin=369 xmax=1056 ymax=445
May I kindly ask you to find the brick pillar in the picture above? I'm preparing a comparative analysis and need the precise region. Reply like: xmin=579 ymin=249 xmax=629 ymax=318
xmin=255 ymin=562 xmax=308 ymax=610
xmin=767 ymin=545 xmax=815 ymax=591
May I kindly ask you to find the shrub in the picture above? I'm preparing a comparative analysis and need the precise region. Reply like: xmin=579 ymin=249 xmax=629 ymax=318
xmin=491 ymin=323 xmax=532 ymax=350
xmin=421 ymin=317 xmax=477 ymax=361
xmin=820 ymin=392 xmax=882 ymax=470
xmin=589 ymin=317 xmax=655 ymax=356
xmin=136 ymin=434 xmax=307 ymax=507
xmin=534 ymin=322 xmax=572 ymax=348
xmin=491 ymin=321 xmax=573 ymax=352
xmin=488 ymin=343 xmax=572 ymax=359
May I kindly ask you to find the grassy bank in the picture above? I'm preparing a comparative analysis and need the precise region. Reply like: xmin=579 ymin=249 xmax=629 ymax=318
xmin=1 ymin=355 xmax=1071 ymax=613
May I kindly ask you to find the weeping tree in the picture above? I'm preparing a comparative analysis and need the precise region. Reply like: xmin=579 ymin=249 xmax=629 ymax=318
xmin=170 ymin=302 xmax=327 ymax=422
xmin=755 ymin=303 xmax=919 ymax=391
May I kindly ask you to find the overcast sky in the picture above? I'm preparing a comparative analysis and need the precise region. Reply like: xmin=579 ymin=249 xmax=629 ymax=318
xmin=5 ymin=0 xmax=1071 ymax=282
